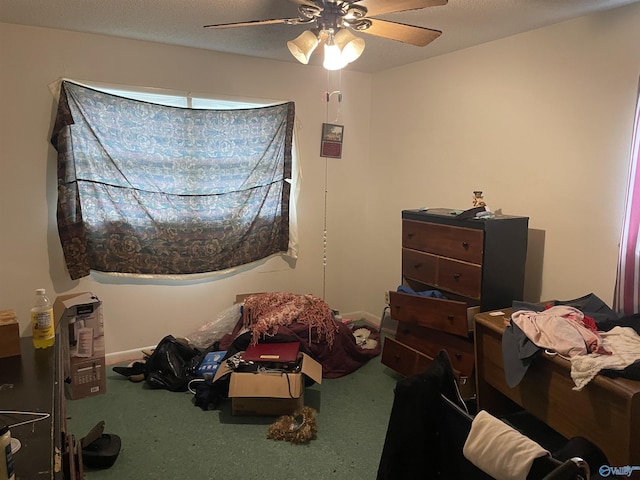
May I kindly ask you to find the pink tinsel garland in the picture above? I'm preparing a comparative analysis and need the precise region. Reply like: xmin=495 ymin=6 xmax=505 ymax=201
xmin=243 ymin=292 xmax=338 ymax=348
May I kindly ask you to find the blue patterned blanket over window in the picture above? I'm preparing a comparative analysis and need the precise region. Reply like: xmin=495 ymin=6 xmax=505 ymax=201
xmin=50 ymin=81 xmax=295 ymax=279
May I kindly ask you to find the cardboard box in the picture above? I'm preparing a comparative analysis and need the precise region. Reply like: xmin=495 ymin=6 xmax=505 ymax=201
xmin=213 ymin=352 xmax=322 ymax=416
xmin=54 ymin=292 xmax=106 ymax=400
xmin=0 ymin=310 xmax=20 ymax=358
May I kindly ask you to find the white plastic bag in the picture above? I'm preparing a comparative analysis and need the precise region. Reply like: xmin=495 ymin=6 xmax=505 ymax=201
xmin=186 ymin=303 xmax=242 ymax=350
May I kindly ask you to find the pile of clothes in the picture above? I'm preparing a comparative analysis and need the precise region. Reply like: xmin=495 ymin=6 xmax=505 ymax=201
xmin=502 ymin=294 xmax=640 ymax=390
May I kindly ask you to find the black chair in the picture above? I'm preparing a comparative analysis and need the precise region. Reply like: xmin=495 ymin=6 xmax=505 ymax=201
xmin=377 ymin=350 xmax=605 ymax=480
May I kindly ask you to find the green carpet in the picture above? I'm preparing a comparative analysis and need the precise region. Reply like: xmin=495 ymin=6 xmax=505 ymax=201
xmin=66 ymin=348 xmax=401 ymax=480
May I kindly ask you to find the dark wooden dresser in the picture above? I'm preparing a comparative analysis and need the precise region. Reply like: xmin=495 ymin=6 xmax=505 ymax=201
xmin=382 ymin=208 xmax=529 ymax=398
xmin=0 ymin=337 xmax=82 ymax=479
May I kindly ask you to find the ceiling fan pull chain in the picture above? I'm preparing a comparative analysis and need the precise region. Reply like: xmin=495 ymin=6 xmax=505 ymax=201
xmin=324 ymin=90 xmax=342 ymax=103
xmin=334 ymin=70 xmax=342 ymax=122
xmin=323 ymin=70 xmax=342 ymax=123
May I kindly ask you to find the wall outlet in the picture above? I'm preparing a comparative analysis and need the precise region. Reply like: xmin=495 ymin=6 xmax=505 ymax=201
xmin=384 ymin=291 xmax=390 ymax=305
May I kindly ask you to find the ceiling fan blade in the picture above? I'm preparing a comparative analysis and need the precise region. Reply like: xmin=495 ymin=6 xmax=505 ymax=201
xmin=355 ymin=0 xmax=447 ymax=17
xmin=204 ymin=18 xmax=306 ymax=29
xmin=287 ymin=0 xmax=320 ymax=6
xmin=359 ymin=18 xmax=441 ymax=46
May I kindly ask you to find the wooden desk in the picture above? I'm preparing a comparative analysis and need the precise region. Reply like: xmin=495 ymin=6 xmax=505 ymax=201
xmin=0 ymin=337 xmax=81 ymax=479
xmin=474 ymin=310 xmax=640 ymax=466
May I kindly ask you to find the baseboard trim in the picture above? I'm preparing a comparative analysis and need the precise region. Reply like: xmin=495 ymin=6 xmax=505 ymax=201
xmin=105 ymin=346 xmax=154 ymax=366
xmin=340 ymin=310 xmax=380 ymax=328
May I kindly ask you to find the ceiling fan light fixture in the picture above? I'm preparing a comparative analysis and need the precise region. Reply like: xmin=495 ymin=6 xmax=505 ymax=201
xmin=323 ymin=33 xmax=348 ymax=70
xmin=333 ymin=29 xmax=365 ymax=64
xmin=287 ymin=30 xmax=320 ymax=64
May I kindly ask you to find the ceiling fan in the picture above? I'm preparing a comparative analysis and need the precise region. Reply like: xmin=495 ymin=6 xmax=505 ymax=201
xmin=204 ymin=0 xmax=448 ymax=70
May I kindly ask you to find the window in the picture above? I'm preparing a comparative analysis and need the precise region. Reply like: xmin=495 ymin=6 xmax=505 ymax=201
xmin=51 ymin=80 xmax=296 ymax=279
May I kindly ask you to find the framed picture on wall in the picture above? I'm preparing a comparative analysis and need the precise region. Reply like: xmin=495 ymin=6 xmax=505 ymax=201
xmin=320 ymin=123 xmax=344 ymax=158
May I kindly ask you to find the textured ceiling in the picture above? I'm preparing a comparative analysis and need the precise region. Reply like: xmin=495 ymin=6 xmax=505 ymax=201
xmin=1 ymin=0 xmax=638 ymax=73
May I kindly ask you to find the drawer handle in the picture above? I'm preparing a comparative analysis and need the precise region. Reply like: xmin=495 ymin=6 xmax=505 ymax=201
xmin=413 ymin=263 xmax=422 ymax=270
xmin=407 ymin=232 xmax=414 ymax=239
xmin=453 ymin=273 xmax=461 ymax=281
xmin=455 ymin=353 xmax=462 ymax=360
xmin=462 ymin=241 xmax=469 ymax=249
xmin=393 ymin=354 xmax=401 ymax=360
xmin=447 ymin=315 xmax=454 ymax=321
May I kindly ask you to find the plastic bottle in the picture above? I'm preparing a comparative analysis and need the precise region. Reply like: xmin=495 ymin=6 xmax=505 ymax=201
xmin=0 ymin=425 xmax=15 ymax=480
xmin=31 ymin=288 xmax=54 ymax=349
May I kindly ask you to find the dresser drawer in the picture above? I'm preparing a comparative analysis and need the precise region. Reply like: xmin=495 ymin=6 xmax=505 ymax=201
xmin=389 ymin=290 xmax=474 ymax=337
xmin=395 ymin=322 xmax=475 ymax=377
xmin=402 ymin=249 xmax=482 ymax=299
xmin=382 ymin=337 xmax=475 ymax=398
xmin=402 ymin=220 xmax=484 ymax=264
xmin=381 ymin=337 xmax=426 ymax=377
xmin=437 ymin=257 xmax=482 ymax=299
xmin=402 ymin=248 xmax=437 ymax=285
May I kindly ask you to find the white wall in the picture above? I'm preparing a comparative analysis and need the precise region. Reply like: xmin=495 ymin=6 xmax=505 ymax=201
xmin=3 ymin=2 xmax=640 ymax=357
xmin=0 ymin=23 xmax=371 ymax=355
xmin=365 ymin=2 xmax=640 ymax=316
